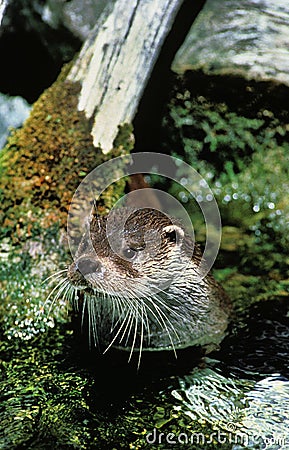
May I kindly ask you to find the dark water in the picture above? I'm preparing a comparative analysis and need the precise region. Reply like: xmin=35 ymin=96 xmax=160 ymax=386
xmin=216 ymin=299 xmax=289 ymax=379
xmin=63 ymin=297 xmax=289 ymax=449
xmin=78 ymin=297 xmax=289 ymax=395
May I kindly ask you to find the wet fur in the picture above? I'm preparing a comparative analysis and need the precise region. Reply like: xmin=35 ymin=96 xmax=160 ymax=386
xmin=47 ymin=208 xmax=231 ymax=367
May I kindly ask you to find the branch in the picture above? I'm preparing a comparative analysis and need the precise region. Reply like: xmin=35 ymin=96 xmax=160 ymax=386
xmin=68 ymin=0 xmax=184 ymax=153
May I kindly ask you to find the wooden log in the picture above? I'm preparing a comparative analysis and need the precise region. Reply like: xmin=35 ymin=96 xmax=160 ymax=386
xmin=172 ymin=0 xmax=289 ymax=87
xmin=68 ymin=0 xmax=184 ymax=153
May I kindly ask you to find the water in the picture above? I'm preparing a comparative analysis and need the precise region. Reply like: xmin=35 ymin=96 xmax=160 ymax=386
xmin=60 ymin=297 xmax=289 ymax=449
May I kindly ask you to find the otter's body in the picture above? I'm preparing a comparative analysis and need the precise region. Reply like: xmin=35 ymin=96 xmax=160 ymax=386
xmin=67 ymin=208 xmax=231 ymax=355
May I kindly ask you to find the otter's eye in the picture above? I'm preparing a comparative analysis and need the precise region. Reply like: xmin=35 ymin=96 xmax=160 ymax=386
xmin=165 ymin=229 xmax=176 ymax=243
xmin=121 ymin=248 xmax=137 ymax=260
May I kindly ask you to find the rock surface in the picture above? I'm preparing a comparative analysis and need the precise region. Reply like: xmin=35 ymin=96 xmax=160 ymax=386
xmin=172 ymin=0 xmax=289 ymax=86
xmin=0 ymin=93 xmax=31 ymax=149
xmin=0 ymin=0 xmax=112 ymax=43
xmin=62 ymin=0 xmax=113 ymax=40
xmin=0 ymin=0 xmax=8 ymax=28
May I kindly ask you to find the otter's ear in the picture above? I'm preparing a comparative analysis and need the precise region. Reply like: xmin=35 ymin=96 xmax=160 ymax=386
xmin=163 ymin=224 xmax=184 ymax=245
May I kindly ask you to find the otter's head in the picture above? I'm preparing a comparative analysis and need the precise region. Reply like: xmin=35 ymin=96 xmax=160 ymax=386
xmin=63 ymin=208 xmax=229 ymax=358
xmin=67 ymin=208 xmax=193 ymax=298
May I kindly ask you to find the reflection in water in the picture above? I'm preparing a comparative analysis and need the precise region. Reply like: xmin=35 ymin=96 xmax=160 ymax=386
xmin=172 ymin=300 xmax=289 ymax=449
xmin=173 ymin=369 xmax=289 ymax=449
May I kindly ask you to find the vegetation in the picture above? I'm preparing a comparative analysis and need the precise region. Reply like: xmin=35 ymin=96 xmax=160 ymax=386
xmin=0 ymin=65 xmax=133 ymax=244
xmin=0 ymin=63 xmax=134 ymax=449
xmin=1 ymin=62 xmax=289 ymax=447
xmin=161 ymin=76 xmax=289 ymax=315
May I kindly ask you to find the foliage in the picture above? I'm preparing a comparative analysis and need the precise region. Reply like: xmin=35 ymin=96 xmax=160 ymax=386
xmin=159 ymin=78 xmax=289 ymax=316
xmin=162 ymin=82 xmax=289 ymax=265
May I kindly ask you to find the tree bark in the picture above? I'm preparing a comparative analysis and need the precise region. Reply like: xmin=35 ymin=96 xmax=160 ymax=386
xmin=68 ymin=0 xmax=184 ymax=153
xmin=172 ymin=0 xmax=289 ymax=87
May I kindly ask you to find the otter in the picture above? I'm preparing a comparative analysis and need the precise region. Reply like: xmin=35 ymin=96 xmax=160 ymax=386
xmin=66 ymin=208 xmax=231 ymax=360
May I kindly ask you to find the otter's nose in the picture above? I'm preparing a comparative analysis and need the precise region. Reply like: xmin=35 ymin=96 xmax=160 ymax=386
xmin=77 ymin=258 xmax=101 ymax=276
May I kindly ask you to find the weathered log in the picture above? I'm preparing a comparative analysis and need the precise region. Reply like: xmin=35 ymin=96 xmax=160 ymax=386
xmin=172 ymin=0 xmax=289 ymax=86
xmin=68 ymin=0 xmax=184 ymax=153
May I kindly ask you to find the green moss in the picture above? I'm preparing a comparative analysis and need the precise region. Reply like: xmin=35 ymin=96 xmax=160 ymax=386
xmin=164 ymin=91 xmax=265 ymax=172
xmin=0 ymin=60 xmax=137 ymax=449
xmin=0 ymin=327 xmax=95 ymax=449
xmin=113 ymin=123 xmax=135 ymax=153
xmin=0 ymin=68 xmax=97 ymax=241
xmin=0 ymin=234 xmax=70 ymax=341
xmin=2 ymin=62 xmax=289 ymax=449
xmin=0 ymin=65 xmax=133 ymax=243
xmin=0 ymin=62 xmax=134 ymax=337
xmin=94 ymin=124 xmax=135 ymax=215
xmin=163 ymin=81 xmax=289 ymax=241
xmin=160 ymin=75 xmax=289 ymax=315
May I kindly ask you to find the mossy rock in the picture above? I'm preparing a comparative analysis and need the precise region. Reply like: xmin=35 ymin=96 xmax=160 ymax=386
xmin=0 ymin=62 xmax=135 ymax=449
xmin=0 ymin=65 xmax=132 ymax=243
